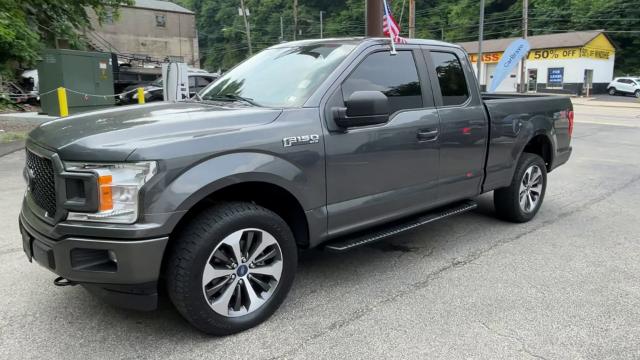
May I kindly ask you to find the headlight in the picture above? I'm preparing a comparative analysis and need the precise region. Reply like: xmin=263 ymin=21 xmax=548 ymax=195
xmin=64 ymin=161 xmax=157 ymax=224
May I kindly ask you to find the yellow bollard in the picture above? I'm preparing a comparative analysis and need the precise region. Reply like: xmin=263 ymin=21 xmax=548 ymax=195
xmin=57 ymin=87 xmax=69 ymax=117
xmin=137 ymin=87 xmax=145 ymax=104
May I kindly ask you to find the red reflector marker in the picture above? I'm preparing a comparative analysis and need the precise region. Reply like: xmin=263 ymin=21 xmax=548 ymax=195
xmin=568 ymin=110 xmax=574 ymax=137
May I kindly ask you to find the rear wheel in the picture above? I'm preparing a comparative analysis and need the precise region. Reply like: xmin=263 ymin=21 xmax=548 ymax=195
xmin=608 ymin=87 xmax=616 ymax=96
xmin=494 ymin=153 xmax=547 ymax=223
xmin=166 ymin=202 xmax=297 ymax=335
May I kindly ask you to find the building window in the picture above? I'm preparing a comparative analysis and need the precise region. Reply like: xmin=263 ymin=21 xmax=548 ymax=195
xmin=342 ymin=51 xmax=423 ymax=114
xmin=155 ymin=14 xmax=166 ymax=28
xmin=547 ymin=68 xmax=564 ymax=88
xmin=430 ymin=51 xmax=469 ymax=106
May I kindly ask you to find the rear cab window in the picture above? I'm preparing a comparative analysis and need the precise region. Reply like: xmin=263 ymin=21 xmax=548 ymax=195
xmin=429 ymin=51 xmax=469 ymax=106
xmin=342 ymin=51 xmax=423 ymax=114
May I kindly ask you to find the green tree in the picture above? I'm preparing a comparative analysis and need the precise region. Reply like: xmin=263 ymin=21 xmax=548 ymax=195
xmin=177 ymin=0 xmax=640 ymax=75
xmin=0 ymin=0 xmax=132 ymax=76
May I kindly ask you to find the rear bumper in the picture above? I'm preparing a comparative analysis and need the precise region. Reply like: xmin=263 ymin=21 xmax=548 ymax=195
xmin=552 ymin=146 xmax=572 ymax=171
xmin=19 ymin=211 xmax=168 ymax=311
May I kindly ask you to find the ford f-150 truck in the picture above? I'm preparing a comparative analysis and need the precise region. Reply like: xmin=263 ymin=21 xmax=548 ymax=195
xmin=19 ymin=38 xmax=573 ymax=335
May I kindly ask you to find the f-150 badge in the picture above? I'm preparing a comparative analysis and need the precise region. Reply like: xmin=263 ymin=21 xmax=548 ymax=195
xmin=283 ymin=135 xmax=320 ymax=147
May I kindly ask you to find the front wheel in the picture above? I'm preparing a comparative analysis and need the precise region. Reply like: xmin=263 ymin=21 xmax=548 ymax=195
xmin=166 ymin=202 xmax=297 ymax=335
xmin=635 ymin=90 xmax=640 ymax=98
xmin=494 ymin=153 xmax=547 ymax=223
xmin=608 ymin=87 xmax=616 ymax=96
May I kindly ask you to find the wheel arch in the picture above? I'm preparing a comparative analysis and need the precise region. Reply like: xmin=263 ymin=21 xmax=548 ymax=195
xmin=171 ymin=181 xmax=311 ymax=249
xmin=522 ymin=132 xmax=554 ymax=171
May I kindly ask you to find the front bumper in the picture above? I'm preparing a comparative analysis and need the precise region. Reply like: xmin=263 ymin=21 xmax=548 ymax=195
xmin=20 ymin=209 xmax=169 ymax=310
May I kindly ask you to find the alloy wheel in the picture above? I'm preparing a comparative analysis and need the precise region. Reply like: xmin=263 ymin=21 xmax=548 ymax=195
xmin=518 ymin=165 xmax=543 ymax=213
xmin=202 ymin=228 xmax=283 ymax=317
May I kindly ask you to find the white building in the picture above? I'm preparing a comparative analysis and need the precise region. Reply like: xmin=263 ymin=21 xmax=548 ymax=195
xmin=458 ymin=30 xmax=616 ymax=94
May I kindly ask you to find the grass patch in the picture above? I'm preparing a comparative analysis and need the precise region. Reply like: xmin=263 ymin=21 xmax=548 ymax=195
xmin=0 ymin=131 xmax=27 ymax=143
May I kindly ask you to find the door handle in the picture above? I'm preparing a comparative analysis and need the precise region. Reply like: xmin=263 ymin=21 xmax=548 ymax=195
xmin=417 ymin=129 xmax=438 ymax=141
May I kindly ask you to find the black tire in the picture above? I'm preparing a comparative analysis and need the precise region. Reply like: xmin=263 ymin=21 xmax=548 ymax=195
xmin=494 ymin=153 xmax=547 ymax=223
xmin=166 ymin=202 xmax=297 ymax=335
xmin=635 ymin=90 xmax=640 ymax=99
xmin=608 ymin=87 xmax=616 ymax=96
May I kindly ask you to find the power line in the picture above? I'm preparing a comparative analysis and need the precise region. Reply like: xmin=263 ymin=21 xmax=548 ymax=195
xmin=530 ymin=17 xmax=640 ymax=21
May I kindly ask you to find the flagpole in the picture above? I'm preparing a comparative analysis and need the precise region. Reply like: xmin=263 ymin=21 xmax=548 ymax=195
xmin=382 ymin=0 xmax=397 ymax=55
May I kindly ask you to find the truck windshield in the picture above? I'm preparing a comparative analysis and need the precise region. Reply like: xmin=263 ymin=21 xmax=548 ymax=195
xmin=200 ymin=43 xmax=356 ymax=107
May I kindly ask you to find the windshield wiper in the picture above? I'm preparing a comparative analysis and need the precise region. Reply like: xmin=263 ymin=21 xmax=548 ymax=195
xmin=206 ymin=94 xmax=260 ymax=106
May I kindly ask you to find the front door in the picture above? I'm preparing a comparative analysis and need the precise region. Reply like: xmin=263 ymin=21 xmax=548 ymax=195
xmin=583 ymin=70 xmax=593 ymax=96
xmin=528 ymin=69 xmax=538 ymax=92
xmin=324 ymin=47 xmax=441 ymax=237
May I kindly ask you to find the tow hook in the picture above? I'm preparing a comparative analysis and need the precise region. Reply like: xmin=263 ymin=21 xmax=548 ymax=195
xmin=53 ymin=276 xmax=77 ymax=287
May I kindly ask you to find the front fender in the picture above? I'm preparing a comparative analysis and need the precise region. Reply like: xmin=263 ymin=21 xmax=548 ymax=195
xmin=144 ymin=152 xmax=317 ymax=215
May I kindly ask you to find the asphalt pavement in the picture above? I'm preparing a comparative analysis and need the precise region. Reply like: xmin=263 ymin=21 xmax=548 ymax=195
xmin=1 ymin=103 xmax=639 ymax=359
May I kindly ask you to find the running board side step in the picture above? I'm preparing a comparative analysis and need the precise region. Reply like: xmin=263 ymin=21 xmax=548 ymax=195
xmin=324 ymin=200 xmax=477 ymax=252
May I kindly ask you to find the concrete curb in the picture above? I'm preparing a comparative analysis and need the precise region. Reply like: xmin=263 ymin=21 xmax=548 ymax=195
xmin=0 ymin=140 xmax=25 ymax=158
xmin=0 ymin=112 xmax=56 ymax=123
xmin=571 ymin=101 xmax=640 ymax=110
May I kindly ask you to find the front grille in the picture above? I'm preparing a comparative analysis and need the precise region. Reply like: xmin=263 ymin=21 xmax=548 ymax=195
xmin=26 ymin=150 xmax=57 ymax=217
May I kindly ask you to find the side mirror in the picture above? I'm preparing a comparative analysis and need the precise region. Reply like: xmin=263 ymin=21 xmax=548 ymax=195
xmin=333 ymin=91 xmax=390 ymax=128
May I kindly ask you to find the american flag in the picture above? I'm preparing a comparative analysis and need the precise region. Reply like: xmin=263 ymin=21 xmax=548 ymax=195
xmin=383 ymin=0 xmax=407 ymax=44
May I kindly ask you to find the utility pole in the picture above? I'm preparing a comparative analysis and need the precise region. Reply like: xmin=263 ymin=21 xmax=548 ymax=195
xmin=477 ymin=0 xmax=485 ymax=88
xmin=293 ymin=0 xmax=298 ymax=40
xmin=408 ymin=0 xmax=415 ymax=38
xmin=239 ymin=0 xmax=252 ymax=55
xmin=320 ymin=11 xmax=324 ymax=38
xmin=280 ymin=16 xmax=284 ymax=42
xmin=366 ymin=0 xmax=384 ymax=36
xmin=519 ymin=0 xmax=529 ymax=93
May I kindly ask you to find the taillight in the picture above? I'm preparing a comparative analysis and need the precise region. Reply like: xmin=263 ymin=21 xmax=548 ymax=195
xmin=567 ymin=110 xmax=574 ymax=138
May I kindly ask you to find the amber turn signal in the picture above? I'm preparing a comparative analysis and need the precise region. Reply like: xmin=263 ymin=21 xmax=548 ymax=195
xmin=98 ymin=174 xmax=113 ymax=211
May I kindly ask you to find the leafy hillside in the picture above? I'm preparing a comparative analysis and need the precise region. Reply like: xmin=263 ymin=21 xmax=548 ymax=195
xmin=0 ymin=0 xmax=132 ymax=78
xmin=175 ymin=0 xmax=639 ymax=75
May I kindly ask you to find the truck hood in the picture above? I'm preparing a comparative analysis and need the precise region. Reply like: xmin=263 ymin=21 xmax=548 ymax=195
xmin=28 ymin=102 xmax=282 ymax=161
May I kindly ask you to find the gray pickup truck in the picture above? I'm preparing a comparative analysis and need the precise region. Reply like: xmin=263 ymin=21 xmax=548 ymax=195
xmin=19 ymin=38 xmax=573 ymax=335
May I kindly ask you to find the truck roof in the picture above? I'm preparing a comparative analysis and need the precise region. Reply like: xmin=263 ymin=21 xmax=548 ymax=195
xmin=270 ymin=37 xmax=461 ymax=50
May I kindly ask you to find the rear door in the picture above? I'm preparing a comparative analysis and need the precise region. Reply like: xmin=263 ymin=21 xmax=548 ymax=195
xmin=622 ymin=79 xmax=636 ymax=93
xmin=423 ymin=47 xmax=489 ymax=203
xmin=324 ymin=46 xmax=441 ymax=237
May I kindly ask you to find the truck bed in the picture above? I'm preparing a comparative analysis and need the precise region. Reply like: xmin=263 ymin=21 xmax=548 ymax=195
xmin=480 ymin=93 xmax=573 ymax=192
